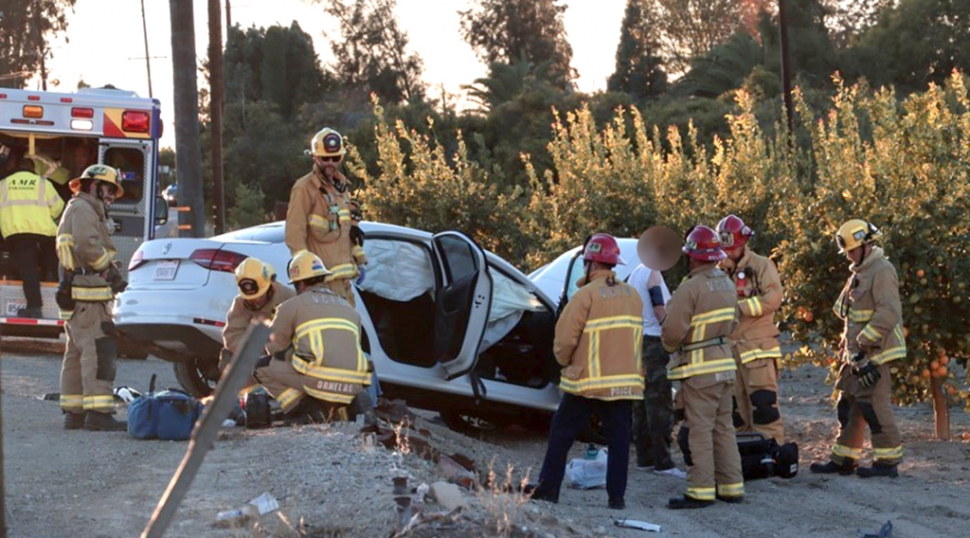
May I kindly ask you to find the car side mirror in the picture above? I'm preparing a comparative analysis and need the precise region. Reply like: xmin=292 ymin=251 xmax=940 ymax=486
xmin=155 ymin=196 xmax=169 ymax=226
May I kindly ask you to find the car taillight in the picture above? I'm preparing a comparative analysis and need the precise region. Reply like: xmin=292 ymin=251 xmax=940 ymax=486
xmin=189 ymin=248 xmax=247 ymax=273
xmin=129 ymin=249 xmax=146 ymax=271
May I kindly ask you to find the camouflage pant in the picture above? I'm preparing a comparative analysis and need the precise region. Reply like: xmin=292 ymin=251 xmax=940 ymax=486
xmin=632 ymin=336 xmax=675 ymax=469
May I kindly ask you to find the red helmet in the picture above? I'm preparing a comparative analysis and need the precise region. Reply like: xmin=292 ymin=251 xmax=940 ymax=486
xmin=683 ymin=226 xmax=726 ymax=261
xmin=583 ymin=233 xmax=625 ymax=265
xmin=716 ymin=214 xmax=754 ymax=249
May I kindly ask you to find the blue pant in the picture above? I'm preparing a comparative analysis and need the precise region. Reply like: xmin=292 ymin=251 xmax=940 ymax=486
xmin=536 ymin=393 xmax=632 ymax=503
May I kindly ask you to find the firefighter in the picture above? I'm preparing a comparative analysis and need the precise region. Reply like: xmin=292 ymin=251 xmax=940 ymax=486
xmin=253 ymin=251 xmax=371 ymax=423
xmin=810 ymin=219 xmax=905 ymax=478
xmin=528 ymin=233 xmax=644 ymax=510
xmin=56 ymin=164 xmax=127 ymax=431
xmin=285 ymin=128 xmax=367 ymax=307
xmin=220 ymin=257 xmax=295 ymax=371
xmin=716 ymin=215 xmax=785 ymax=444
xmin=0 ymin=152 xmax=65 ymax=317
xmin=664 ymin=225 xmax=744 ymax=509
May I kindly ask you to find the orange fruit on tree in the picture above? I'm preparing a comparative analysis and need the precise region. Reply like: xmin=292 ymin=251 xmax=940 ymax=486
xmin=921 ymin=368 xmax=931 ymax=379
xmin=804 ymin=311 xmax=814 ymax=322
xmin=930 ymin=360 xmax=940 ymax=370
xmin=916 ymin=269 xmax=925 ymax=278
xmin=936 ymin=366 xmax=948 ymax=378
xmin=940 ymin=356 xmax=949 ymax=366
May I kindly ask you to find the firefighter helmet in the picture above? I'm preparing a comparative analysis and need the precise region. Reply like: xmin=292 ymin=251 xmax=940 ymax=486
xmin=309 ymin=127 xmax=346 ymax=158
xmin=287 ymin=251 xmax=331 ymax=283
xmin=235 ymin=257 xmax=273 ymax=300
xmin=683 ymin=225 xmax=726 ymax=261
xmin=583 ymin=233 xmax=625 ymax=266
xmin=716 ymin=214 xmax=754 ymax=249
xmin=836 ymin=219 xmax=882 ymax=253
xmin=69 ymin=164 xmax=125 ymax=198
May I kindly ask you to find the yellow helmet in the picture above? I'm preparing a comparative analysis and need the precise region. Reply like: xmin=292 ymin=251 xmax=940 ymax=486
xmin=287 ymin=251 xmax=331 ymax=283
xmin=836 ymin=219 xmax=882 ymax=253
xmin=309 ymin=127 xmax=346 ymax=158
xmin=235 ymin=257 xmax=273 ymax=300
xmin=69 ymin=164 xmax=124 ymax=198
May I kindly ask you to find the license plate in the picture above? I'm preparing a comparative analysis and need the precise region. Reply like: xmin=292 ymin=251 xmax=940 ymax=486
xmin=153 ymin=260 xmax=180 ymax=281
xmin=4 ymin=298 xmax=26 ymax=316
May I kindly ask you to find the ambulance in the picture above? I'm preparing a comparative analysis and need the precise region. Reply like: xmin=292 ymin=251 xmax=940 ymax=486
xmin=0 ymin=86 xmax=168 ymax=339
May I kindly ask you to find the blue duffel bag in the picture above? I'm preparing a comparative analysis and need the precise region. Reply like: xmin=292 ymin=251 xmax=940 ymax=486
xmin=128 ymin=374 xmax=204 ymax=441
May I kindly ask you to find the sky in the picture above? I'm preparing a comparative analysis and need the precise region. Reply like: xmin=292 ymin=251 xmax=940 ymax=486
xmin=34 ymin=0 xmax=628 ymax=148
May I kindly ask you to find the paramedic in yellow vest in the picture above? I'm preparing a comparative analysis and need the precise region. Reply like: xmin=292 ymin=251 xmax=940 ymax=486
xmin=716 ymin=215 xmax=785 ymax=443
xmin=56 ymin=165 xmax=127 ymax=431
xmin=663 ymin=225 xmax=744 ymax=509
xmin=254 ymin=251 xmax=371 ymax=423
xmin=285 ymin=128 xmax=367 ymax=307
xmin=528 ymin=233 xmax=644 ymax=511
xmin=220 ymin=257 xmax=295 ymax=373
xmin=0 ymin=152 xmax=65 ymax=318
xmin=810 ymin=219 xmax=905 ymax=478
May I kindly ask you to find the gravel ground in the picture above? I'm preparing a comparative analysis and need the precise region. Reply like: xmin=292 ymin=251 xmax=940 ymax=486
xmin=3 ymin=337 xmax=970 ymax=538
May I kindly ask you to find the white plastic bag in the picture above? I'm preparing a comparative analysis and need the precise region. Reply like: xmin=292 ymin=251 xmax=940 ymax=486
xmin=565 ymin=448 xmax=608 ymax=490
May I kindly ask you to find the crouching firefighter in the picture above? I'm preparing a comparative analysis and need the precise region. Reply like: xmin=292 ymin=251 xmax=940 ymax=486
xmin=220 ymin=257 xmax=295 ymax=375
xmin=810 ymin=220 xmax=905 ymax=478
xmin=253 ymin=251 xmax=374 ymax=424
xmin=56 ymin=165 xmax=128 ymax=431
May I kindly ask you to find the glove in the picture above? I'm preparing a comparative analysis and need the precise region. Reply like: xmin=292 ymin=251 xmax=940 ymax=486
xmin=105 ymin=265 xmax=128 ymax=294
xmin=349 ymin=226 xmax=365 ymax=247
xmin=356 ymin=265 xmax=366 ymax=285
xmin=852 ymin=352 xmax=881 ymax=388
xmin=55 ymin=273 xmax=76 ymax=311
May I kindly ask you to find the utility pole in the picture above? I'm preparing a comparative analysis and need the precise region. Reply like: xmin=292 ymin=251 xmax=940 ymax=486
xmin=226 ymin=0 xmax=232 ymax=29
xmin=778 ymin=0 xmax=794 ymax=140
xmin=208 ymin=0 xmax=226 ymax=234
xmin=140 ymin=0 xmax=154 ymax=97
xmin=170 ymin=0 xmax=205 ymax=238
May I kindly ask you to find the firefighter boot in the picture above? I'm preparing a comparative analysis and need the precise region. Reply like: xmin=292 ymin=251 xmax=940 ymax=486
xmin=809 ymin=459 xmax=856 ymax=475
xmin=856 ymin=463 xmax=899 ymax=478
xmin=668 ymin=496 xmax=715 ymax=509
xmin=63 ymin=412 xmax=85 ymax=430
xmin=84 ymin=411 xmax=127 ymax=431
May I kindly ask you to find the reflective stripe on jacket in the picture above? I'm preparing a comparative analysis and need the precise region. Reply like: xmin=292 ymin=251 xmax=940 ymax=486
xmin=0 ymin=171 xmax=65 ymax=237
xmin=266 ymin=285 xmax=369 ymax=404
xmin=284 ymin=168 xmax=367 ymax=281
xmin=55 ymin=192 xmax=116 ymax=302
xmin=222 ymin=281 xmax=296 ymax=354
xmin=554 ymin=269 xmax=644 ymax=401
xmin=833 ymin=247 xmax=906 ymax=365
xmin=663 ymin=264 xmax=739 ymax=380
xmin=719 ymin=247 xmax=783 ymax=364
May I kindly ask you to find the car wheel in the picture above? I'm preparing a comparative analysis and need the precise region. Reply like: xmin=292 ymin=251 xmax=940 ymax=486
xmin=439 ymin=409 xmax=505 ymax=435
xmin=173 ymin=359 xmax=219 ymax=398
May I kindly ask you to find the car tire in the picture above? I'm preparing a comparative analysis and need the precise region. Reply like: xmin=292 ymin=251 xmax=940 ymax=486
xmin=173 ymin=359 xmax=219 ymax=398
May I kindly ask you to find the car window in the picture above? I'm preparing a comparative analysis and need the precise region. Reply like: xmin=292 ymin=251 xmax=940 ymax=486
xmin=436 ymin=234 xmax=478 ymax=283
xmin=103 ymin=147 xmax=145 ymax=204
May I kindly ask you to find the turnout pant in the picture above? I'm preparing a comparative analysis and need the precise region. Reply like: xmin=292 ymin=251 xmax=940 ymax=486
xmin=682 ymin=374 xmax=744 ymax=501
xmin=535 ymin=393 xmax=632 ymax=503
xmin=830 ymin=362 xmax=902 ymax=466
xmin=734 ymin=352 xmax=785 ymax=443
xmin=60 ymin=302 xmax=115 ymax=414
xmin=254 ymin=358 xmax=358 ymax=421
xmin=633 ymin=336 xmax=675 ymax=468
xmin=10 ymin=233 xmax=57 ymax=309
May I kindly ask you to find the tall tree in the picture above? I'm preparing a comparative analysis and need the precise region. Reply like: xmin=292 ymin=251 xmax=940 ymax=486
xmin=826 ymin=0 xmax=895 ymax=48
xmin=608 ymin=0 xmax=667 ymax=100
xmin=319 ymin=0 xmax=426 ymax=104
xmin=459 ymin=0 xmax=574 ymax=87
xmin=0 ymin=0 xmax=76 ymax=88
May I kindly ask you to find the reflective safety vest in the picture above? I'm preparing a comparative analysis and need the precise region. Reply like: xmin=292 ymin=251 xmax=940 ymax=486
xmin=0 ymin=171 xmax=64 ymax=237
xmin=663 ymin=264 xmax=739 ymax=380
xmin=266 ymin=286 xmax=370 ymax=404
xmin=553 ymin=269 xmax=645 ymax=401
xmin=834 ymin=247 xmax=906 ymax=365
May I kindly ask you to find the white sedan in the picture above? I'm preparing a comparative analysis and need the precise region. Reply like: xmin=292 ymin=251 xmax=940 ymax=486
xmin=116 ymin=221 xmax=590 ymax=431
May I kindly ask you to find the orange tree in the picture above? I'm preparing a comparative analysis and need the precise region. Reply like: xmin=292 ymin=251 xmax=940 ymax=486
xmin=777 ymin=73 xmax=970 ymax=437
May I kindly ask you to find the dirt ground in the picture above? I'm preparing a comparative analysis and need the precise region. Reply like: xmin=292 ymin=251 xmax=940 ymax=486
xmin=2 ymin=336 xmax=970 ymax=538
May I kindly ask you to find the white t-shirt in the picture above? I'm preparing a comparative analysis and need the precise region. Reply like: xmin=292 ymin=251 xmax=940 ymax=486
xmin=627 ymin=264 xmax=670 ymax=337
